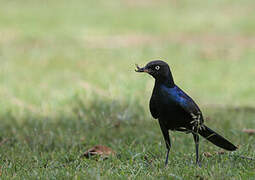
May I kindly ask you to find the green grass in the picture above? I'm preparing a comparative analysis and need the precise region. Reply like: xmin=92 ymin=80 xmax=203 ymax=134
xmin=0 ymin=0 xmax=255 ymax=179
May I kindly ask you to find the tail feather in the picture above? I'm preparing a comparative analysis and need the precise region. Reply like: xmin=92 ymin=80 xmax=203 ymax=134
xmin=199 ymin=125 xmax=237 ymax=151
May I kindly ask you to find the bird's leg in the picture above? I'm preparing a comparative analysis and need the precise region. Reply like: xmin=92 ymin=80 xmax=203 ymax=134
xmin=158 ymin=120 xmax=171 ymax=167
xmin=164 ymin=136 xmax=171 ymax=167
xmin=192 ymin=133 xmax=201 ymax=167
xmin=165 ymin=146 xmax=170 ymax=166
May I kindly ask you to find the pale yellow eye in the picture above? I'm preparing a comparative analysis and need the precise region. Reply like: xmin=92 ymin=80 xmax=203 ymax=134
xmin=155 ymin=66 xmax=160 ymax=70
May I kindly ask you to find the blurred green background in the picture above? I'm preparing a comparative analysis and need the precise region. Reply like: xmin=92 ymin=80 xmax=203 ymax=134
xmin=0 ymin=0 xmax=254 ymax=179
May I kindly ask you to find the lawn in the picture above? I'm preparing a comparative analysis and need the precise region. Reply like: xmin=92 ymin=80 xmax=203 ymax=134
xmin=0 ymin=0 xmax=255 ymax=179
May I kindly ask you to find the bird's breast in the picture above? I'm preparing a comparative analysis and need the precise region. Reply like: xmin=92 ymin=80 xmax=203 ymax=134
xmin=153 ymin=93 xmax=178 ymax=112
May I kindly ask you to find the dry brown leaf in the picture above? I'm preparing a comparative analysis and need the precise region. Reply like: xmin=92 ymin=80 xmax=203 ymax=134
xmin=204 ymin=150 xmax=227 ymax=158
xmin=83 ymin=145 xmax=116 ymax=158
xmin=216 ymin=150 xmax=226 ymax=155
xmin=242 ymin=129 xmax=255 ymax=135
xmin=203 ymin=152 xmax=213 ymax=158
xmin=113 ymin=122 xmax=121 ymax=128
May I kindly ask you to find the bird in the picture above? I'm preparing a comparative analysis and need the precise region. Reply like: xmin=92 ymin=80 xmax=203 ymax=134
xmin=135 ymin=60 xmax=237 ymax=166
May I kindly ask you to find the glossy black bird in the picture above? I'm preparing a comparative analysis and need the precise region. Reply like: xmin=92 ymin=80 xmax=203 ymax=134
xmin=135 ymin=60 xmax=237 ymax=166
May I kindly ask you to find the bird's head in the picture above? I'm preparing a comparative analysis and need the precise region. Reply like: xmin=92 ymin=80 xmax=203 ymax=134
xmin=135 ymin=60 xmax=174 ymax=85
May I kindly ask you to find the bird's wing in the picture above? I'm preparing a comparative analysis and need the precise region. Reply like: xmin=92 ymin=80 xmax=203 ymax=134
xmin=149 ymin=95 xmax=159 ymax=119
xmin=177 ymin=88 xmax=201 ymax=115
xmin=165 ymin=86 xmax=204 ymax=124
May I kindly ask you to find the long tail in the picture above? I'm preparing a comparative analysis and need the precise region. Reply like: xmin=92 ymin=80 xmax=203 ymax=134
xmin=199 ymin=125 xmax=237 ymax=151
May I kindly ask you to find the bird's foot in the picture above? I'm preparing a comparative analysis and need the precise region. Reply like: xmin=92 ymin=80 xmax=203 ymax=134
xmin=164 ymin=161 xmax=168 ymax=168
xmin=164 ymin=158 xmax=169 ymax=168
xmin=196 ymin=161 xmax=202 ymax=168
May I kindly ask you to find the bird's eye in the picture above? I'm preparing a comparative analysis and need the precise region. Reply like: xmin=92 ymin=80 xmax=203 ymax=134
xmin=155 ymin=66 xmax=160 ymax=70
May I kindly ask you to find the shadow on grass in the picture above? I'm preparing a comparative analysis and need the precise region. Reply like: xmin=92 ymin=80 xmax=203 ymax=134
xmin=0 ymin=95 xmax=147 ymax=152
xmin=0 ymin=95 xmax=254 ymax=164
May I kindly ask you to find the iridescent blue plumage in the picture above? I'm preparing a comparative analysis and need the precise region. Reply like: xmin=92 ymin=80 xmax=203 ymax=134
xmin=136 ymin=60 xmax=237 ymax=167
xmin=160 ymin=84 xmax=202 ymax=120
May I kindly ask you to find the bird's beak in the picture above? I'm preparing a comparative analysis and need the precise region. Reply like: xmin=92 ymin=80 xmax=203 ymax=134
xmin=135 ymin=64 xmax=149 ymax=73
